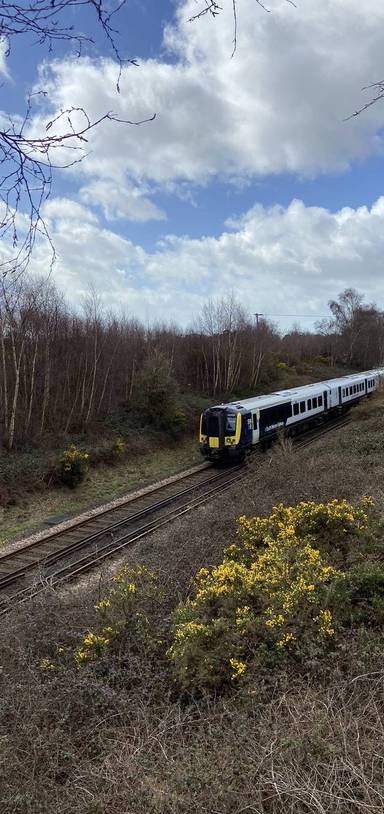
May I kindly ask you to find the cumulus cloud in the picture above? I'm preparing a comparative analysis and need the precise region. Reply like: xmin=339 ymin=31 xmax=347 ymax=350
xmin=22 ymin=196 xmax=384 ymax=329
xmin=32 ymin=0 xmax=384 ymax=188
xmin=0 ymin=38 xmax=9 ymax=77
xmin=79 ymin=179 xmax=166 ymax=222
xmin=43 ymin=198 xmax=99 ymax=224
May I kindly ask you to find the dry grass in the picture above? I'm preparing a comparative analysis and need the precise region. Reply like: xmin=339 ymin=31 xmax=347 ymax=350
xmin=2 ymin=395 xmax=384 ymax=814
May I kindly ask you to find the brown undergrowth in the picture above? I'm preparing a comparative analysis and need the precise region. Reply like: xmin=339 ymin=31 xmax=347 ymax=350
xmin=2 ymin=395 xmax=384 ymax=813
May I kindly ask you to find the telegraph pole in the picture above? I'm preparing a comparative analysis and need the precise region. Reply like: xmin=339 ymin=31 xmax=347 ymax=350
xmin=254 ymin=312 xmax=264 ymax=327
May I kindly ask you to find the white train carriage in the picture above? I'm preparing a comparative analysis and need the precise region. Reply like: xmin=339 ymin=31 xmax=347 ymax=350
xmin=199 ymin=368 xmax=384 ymax=461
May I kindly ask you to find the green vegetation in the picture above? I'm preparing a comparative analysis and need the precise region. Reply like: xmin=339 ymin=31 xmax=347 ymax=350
xmin=60 ymin=445 xmax=89 ymax=488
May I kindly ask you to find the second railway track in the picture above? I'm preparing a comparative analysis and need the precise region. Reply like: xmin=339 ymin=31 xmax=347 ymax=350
xmin=0 ymin=414 xmax=351 ymax=613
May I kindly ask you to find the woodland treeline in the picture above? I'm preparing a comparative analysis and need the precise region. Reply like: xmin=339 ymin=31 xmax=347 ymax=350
xmin=0 ymin=278 xmax=383 ymax=449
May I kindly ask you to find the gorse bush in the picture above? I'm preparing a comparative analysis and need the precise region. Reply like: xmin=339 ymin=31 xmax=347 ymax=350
xmin=67 ymin=497 xmax=382 ymax=694
xmin=112 ymin=436 xmax=126 ymax=456
xmin=168 ymin=498 xmax=374 ymax=690
xmin=330 ymin=562 xmax=384 ymax=628
xmin=60 ymin=445 xmax=89 ymax=488
xmin=75 ymin=564 xmax=161 ymax=666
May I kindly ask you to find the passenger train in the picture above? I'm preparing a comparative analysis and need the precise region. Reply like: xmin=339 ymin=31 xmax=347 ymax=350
xmin=199 ymin=368 xmax=384 ymax=462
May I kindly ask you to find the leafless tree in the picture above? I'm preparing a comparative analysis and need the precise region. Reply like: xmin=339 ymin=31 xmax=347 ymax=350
xmin=0 ymin=1 xmax=155 ymax=276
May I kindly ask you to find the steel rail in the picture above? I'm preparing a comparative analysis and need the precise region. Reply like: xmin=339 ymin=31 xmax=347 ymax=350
xmin=0 ymin=469 xmax=247 ymax=613
xmin=0 ymin=465 xmax=244 ymax=593
xmin=0 ymin=463 xmax=215 ymax=567
xmin=0 ymin=466 xmax=242 ymax=586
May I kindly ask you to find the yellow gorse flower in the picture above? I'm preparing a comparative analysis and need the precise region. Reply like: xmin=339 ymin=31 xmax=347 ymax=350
xmin=229 ymin=658 xmax=247 ymax=679
xmin=170 ymin=497 xmax=374 ymax=688
xmin=75 ymin=564 xmax=159 ymax=667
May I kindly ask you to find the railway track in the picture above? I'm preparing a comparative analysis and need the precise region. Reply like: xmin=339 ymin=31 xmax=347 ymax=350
xmin=0 ymin=414 xmax=351 ymax=614
xmin=0 ymin=464 xmax=246 ymax=613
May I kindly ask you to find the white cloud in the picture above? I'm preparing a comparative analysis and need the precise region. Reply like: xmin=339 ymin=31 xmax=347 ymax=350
xmin=20 ymin=196 xmax=384 ymax=329
xmin=32 ymin=0 xmax=384 ymax=188
xmin=43 ymin=198 xmax=98 ymax=224
xmin=79 ymin=179 xmax=166 ymax=222
xmin=0 ymin=38 xmax=9 ymax=77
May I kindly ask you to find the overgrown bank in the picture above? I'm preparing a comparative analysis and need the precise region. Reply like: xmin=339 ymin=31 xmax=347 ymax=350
xmin=2 ymin=395 xmax=384 ymax=813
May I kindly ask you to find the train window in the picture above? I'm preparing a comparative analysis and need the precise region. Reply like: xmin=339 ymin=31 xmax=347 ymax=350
xmin=207 ymin=414 xmax=219 ymax=436
xmin=293 ymin=403 xmax=299 ymax=416
xmin=300 ymin=401 xmax=305 ymax=413
xmin=313 ymin=397 xmax=318 ymax=408
xmin=318 ymin=395 xmax=323 ymax=406
xmin=307 ymin=399 xmax=312 ymax=411
xmin=225 ymin=414 xmax=237 ymax=434
xmin=252 ymin=414 xmax=257 ymax=430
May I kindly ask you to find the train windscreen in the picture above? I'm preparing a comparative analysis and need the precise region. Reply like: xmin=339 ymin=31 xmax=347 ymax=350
xmin=225 ymin=414 xmax=237 ymax=434
xmin=207 ymin=414 xmax=220 ymax=436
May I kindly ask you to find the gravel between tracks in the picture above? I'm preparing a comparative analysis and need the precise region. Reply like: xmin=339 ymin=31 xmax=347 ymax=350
xmin=0 ymin=462 xmax=210 ymax=558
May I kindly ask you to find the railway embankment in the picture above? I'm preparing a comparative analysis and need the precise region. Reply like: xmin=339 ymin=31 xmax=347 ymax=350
xmin=1 ymin=393 xmax=384 ymax=812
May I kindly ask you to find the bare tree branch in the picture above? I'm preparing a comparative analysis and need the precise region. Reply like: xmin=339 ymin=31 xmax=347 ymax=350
xmin=0 ymin=1 xmax=157 ymax=276
xmin=345 ymin=81 xmax=384 ymax=121
xmin=188 ymin=0 xmax=296 ymax=57
xmin=0 ymin=98 xmax=156 ymax=277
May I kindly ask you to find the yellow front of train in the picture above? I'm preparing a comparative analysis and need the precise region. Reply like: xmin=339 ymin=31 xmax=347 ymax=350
xmin=199 ymin=407 xmax=241 ymax=461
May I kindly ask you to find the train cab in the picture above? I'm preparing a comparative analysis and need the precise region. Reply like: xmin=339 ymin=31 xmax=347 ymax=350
xmin=199 ymin=405 xmax=253 ymax=461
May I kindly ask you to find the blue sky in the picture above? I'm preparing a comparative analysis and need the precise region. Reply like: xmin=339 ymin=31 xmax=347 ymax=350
xmin=3 ymin=0 xmax=384 ymax=330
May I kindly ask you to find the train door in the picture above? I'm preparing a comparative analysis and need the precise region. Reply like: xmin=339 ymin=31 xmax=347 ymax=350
xmin=240 ymin=413 xmax=253 ymax=448
xmin=252 ymin=412 xmax=259 ymax=445
xmin=323 ymin=390 xmax=328 ymax=411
